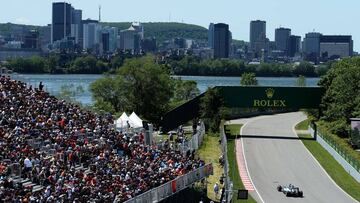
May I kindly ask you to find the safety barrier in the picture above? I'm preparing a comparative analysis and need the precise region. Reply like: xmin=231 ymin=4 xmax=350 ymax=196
xmin=157 ymin=121 xmax=206 ymax=155
xmin=220 ymin=125 xmax=233 ymax=203
xmin=121 ymin=163 xmax=213 ymax=203
xmin=310 ymin=127 xmax=360 ymax=182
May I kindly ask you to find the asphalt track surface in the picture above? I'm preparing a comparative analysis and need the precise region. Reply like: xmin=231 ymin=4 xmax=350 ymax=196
xmin=237 ymin=112 xmax=357 ymax=203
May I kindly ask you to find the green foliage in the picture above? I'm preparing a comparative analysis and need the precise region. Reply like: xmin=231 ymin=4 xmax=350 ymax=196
xmin=102 ymin=22 xmax=207 ymax=45
xmin=69 ymin=56 xmax=109 ymax=74
xmin=172 ymin=79 xmax=200 ymax=101
xmin=200 ymin=88 xmax=229 ymax=132
xmin=7 ymin=54 xmax=113 ymax=74
xmin=225 ymin=124 xmax=257 ymax=203
xmin=240 ymin=72 xmax=258 ymax=86
xmin=319 ymin=57 xmax=360 ymax=137
xmin=295 ymin=75 xmax=307 ymax=87
xmin=171 ymin=56 xmax=322 ymax=77
xmin=293 ymin=62 xmax=316 ymax=76
xmin=56 ymin=84 xmax=84 ymax=105
xmin=7 ymin=56 xmax=47 ymax=73
xmin=91 ymin=55 xmax=174 ymax=124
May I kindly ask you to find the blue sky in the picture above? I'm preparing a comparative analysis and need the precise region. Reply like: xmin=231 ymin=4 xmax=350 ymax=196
xmin=1 ymin=0 xmax=359 ymax=50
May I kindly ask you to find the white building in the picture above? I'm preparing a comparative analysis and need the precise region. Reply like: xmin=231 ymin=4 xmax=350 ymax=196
xmin=119 ymin=26 xmax=141 ymax=52
xmin=83 ymin=23 xmax=102 ymax=50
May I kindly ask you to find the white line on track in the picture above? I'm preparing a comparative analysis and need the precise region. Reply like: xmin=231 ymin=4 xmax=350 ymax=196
xmin=239 ymin=116 xmax=266 ymax=203
xmin=292 ymin=121 xmax=358 ymax=203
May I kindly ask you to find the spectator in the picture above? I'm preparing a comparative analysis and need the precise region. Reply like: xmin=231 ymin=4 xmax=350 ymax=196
xmin=0 ymin=76 xmax=205 ymax=202
xmin=214 ymin=182 xmax=219 ymax=198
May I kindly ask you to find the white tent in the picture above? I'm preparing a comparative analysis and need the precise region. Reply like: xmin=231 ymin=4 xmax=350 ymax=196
xmin=116 ymin=112 xmax=130 ymax=129
xmin=129 ymin=112 xmax=143 ymax=128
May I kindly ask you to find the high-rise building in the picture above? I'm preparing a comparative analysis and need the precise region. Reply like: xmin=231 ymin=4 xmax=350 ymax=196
xmin=208 ymin=23 xmax=214 ymax=48
xmin=22 ymin=30 xmax=39 ymax=49
xmin=287 ymin=35 xmax=301 ymax=57
xmin=141 ymin=38 xmax=157 ymax=52
xmin=130 ymin=22 xmax=144 ymax=39
xmin=52 ymin=2 xmax=72 ymax=43
xmin=101 ymin=26 xmax=118 ymax=53
xmin=174 ymin=38 xmax=186 ymax=49
xmin=275 ymin=27 xmax=291 ymax=52
xmin=83 ymin=21 xmax=102 ymax=51
xmin=40 ymin=24 xmax=52 ymax=52
xmin=71 ymin=9 xmax=82 ymax=46
xmin=250 ymin=20 xmax=266 ymax=51
xmin=119 ymin=23 xmax=143 ymax=53
xmin=102 ymin=32 xmax=110 ymax=53
xmin=320 ymin=35 xmax=353 ymax=60
xmin=303 ymin=32 xmax=322 ymax=62
xmin=213 ymin=23 xmax=229 ymax=59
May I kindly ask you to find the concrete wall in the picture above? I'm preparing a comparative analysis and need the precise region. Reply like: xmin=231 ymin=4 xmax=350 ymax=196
xmin=309 ymin=127 xmax=360 ymax=182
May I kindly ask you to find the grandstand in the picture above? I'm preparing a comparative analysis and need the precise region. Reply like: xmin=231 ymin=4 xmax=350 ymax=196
xmin=0 ymin=76 xmax=211 ymax=202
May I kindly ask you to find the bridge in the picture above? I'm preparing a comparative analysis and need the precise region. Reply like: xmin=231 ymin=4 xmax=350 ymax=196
xmin=161 ymin=86 xmax=324 ymax=132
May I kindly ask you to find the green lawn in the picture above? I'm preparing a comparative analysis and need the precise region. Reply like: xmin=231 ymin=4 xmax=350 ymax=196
xmin=295 ymin=119 xmax=309 ymax=130
xmin=296 ymin=121 xmax=360 ymax=201
xmin=197 ymin=133 xmax=223 ymax=201
xmin=225 ymin=124 xmax=257 ymax=203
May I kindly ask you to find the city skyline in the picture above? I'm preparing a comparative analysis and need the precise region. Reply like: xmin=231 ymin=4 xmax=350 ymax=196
xmin=0 ymin=0 xmax=359 ymax=50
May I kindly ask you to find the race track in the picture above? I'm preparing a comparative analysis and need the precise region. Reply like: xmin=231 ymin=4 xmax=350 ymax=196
xmin=235 ymin=112 xmax=356 ymax=203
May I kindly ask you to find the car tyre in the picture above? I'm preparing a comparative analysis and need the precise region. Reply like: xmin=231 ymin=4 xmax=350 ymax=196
xmin=277 ymin=185 xmax=282 ymax=192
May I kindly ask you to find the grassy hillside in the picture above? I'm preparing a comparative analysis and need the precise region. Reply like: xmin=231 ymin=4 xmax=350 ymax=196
xmin=102 ymin=22 xmax=208 ymax=43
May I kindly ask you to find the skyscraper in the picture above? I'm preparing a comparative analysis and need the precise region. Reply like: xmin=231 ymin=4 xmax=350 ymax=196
xmin=250 ymin=20 xmax=266 ymax=51
xmin=320 ymin=35 xmax=353 ymax=59
xmin=213 ymin=23 xmax=229 ymax=59
xmin=71 ymin=9 xmax=82 ymax=46
xmin=287 ymin=35 xmax=301 ymax=57
xmin=119 ymin=27 xmax=140 ymax=52
xmin=275 ymin=27 xmax=291 ymax=52
xmin=83 ymin=21 xmax=102 ymax=51
xmin=102 ymin=26 xmax=118 ymax=52
xmin=303 ymin=32 xmax=322 ymax=62
xmin=52 ymin=2 xmax=72 ymax=43
xmin=102 ymin=32 xmax=110 ymax=53
xmin=208 ymin=23 xmax=214 ymax=48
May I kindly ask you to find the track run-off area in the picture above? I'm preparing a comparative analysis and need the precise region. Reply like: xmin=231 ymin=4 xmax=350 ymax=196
xmin=230 ymin=112 xmax=357 ymax=203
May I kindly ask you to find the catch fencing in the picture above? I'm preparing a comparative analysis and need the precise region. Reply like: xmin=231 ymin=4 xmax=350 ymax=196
xmin=157 ymin=121 xmax=206 ymax=155
xmin=121 ymin=163 xmax=213 ymax=203
xmin=310 ymin=126 xmax=360 ymax=182
xmin=220 ymin=125 xmax=232 ymax=203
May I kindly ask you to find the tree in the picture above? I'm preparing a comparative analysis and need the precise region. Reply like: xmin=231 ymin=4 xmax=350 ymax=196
xmin=172 ymin=79 xmax=200 ymax=101
xmin=200 ymin=88 xmax=228 ymax=132
xmin=57 ymin=84 xmax=84 ymax=106
xmin=295 ymin=75 xmax=307 ymax=87
xmin=319 ymin=57 xmax=360 ymax=137
xmin=240 ymin=72 xmax=258 ymax=86
xmin=294 ymin=62 xmax=316 ymax=76
xmin=90 ymin=55 xmax=174 ymax=124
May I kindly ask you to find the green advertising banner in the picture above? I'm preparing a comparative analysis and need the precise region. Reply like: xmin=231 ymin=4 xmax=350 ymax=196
xmin=218 ymin=86 xmax=324 ymax=109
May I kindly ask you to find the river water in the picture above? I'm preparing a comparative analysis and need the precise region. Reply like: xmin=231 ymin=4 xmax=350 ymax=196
xmin=10 ymin=74 xmax=320 ymax=105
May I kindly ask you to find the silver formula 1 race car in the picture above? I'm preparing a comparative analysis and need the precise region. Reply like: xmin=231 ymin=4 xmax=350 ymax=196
xmin=277 ymin=184 xmax=303 ymax=197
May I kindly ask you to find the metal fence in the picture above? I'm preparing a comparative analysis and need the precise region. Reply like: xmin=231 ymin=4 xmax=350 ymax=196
xmin=220 ymin=125 xmax=232 ymax=203
xmin=157 ymin=121 xmax=206 ymax=155
xmin=309 ymin=126 xmax=360 ymax=181
xmin=310 ymin=125 xmax=360 ymax=174
xmin=121 ymin=163 xmax=213 ymax=203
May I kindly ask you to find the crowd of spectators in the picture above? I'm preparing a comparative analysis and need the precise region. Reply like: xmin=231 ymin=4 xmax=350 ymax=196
xmin=0 ymin=76 xmax=205 ymax=202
